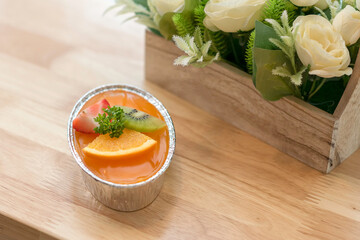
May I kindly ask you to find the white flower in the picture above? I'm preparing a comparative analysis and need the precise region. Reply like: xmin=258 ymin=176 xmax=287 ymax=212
xmin=149 ymin=0 xmax=184 ymax=16
xmin=357 ymin=0 xmax=360 ymax=10
xmin=293 ymin=15 xmax=352 ymax=78
xmin=203 ymin=0 xmax=266 ymax=32
xmin=290 ymin=0 xmax=326 ymax=8
xmin=333 ymin=5 xmax=360 ymax=46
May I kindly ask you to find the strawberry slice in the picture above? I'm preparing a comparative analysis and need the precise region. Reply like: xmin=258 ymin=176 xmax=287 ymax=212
xmin=73 ymin=99 xmax=110 ymax=133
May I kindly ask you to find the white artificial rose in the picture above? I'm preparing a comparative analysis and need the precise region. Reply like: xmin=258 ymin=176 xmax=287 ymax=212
xmin=333 ymin=5 xmax=360 ymax=46
xmin=293 ymin=15 xmax=352 ymax=78
xmin=150 ymin=0 xmax=184 ymax=16
xmin=203 ymin=0 xmax=266 ymax=32
xmin=290 ymin=0 xmax=326 ymax=8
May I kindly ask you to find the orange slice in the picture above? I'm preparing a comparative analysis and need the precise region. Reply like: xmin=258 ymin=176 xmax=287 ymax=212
xmin=82 ymin=129 xmax=157 ymax=160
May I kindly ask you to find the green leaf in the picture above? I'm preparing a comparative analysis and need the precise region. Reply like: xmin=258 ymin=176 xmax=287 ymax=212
xmin=254 ymin=21 xmax=280 ymax=50
xmin=348 ymin=41 xmax=360 ymax=64
xmin=170 ymin=0 xmax=200 ymax=38
xmin=174 ymin=55 xmax=194 ymax=66
xmin=133 ymin=0 xmax=149 ymax=10
xmin=172 ymin=33 xmax=220 ymax=67
xmin=173 ymin=35 xmax=193 ymax=55
xmin=261 ymin=0 xmax=297 ymax=24
xmin=252 ymin=21 xmax=281 ymax=84
xmin=304 ymin=76 xmax=346 ymax=114
xmin=159 ymin=12 xmax=177 ymax=39
xmin=245 ymin=30 xmax=255 ymax=74
xmin=183 ymin=0 xmax=201 ymax=18
xmin=148 ymin=27 xmax=162 ymax=37
xmin=194 ymin=27 xmax=203 ymax=48
xmin=201 ymin=41 xmax=211 ymax=56
xmin=308 ymin=80 xmax=346 ymax=114
xmin=253 ymin=48 xmax=294 ymax=101
xmin=135 ymin=14 xmax=158 ymax=29
xmin=172 ymin=13 xmax=195 ymax=36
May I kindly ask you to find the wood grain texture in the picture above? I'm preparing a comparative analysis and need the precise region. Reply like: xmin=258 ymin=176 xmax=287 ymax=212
xmin=333 ymin=51 xmax=360 ymax=166
xmin=145 ymin=31 xmax=360 ymax=173
xmin=0 ymin=0 xmax=359 ymax=239
xmin=0 ymin=215 xmax=57 ymax=240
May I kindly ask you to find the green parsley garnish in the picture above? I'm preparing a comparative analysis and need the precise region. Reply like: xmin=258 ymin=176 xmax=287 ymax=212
xmin=94 ymin=106 xmax=125 ymax=138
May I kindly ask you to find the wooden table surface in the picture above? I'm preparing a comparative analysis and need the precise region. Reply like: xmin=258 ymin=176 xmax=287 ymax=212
xmin=0 ymin=0 xmax=359 ymax=239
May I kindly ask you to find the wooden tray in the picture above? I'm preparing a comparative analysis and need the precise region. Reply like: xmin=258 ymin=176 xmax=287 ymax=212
xmin=145 ymin=31 xmax=360 ymax=173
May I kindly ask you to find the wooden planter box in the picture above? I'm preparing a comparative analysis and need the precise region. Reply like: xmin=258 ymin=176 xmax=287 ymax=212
xmin=145 ymin=31 xmax=360 ymax=173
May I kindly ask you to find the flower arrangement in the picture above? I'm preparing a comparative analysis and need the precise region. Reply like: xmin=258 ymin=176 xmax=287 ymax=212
xmin=109 ymin=0 xmax=360 ymax=114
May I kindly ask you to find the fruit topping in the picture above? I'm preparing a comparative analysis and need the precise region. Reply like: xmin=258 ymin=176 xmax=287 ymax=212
xmin=73 ymin=99 xmax=166 ymax=136
xmin=82 ymin=129 xmax=157 ymax=159
xmin=118 ymin=106 xmax=166 ymax=132
xmin=73 ymin=99 xmax=110 ymax=133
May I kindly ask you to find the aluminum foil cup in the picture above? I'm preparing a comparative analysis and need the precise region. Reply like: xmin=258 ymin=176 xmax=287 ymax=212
xmin=67 ymin=84 xmax=176 ymax=211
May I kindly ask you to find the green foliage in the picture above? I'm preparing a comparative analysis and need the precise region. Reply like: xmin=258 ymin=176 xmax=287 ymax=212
xmin=328 ymin=0 xmax=342 ymax=20
xmin=106 ymin=0 xmax=158 ymax=30
xmin=273 ymin=65 xmax=307 ymax=86
xmin=245 ymin=31 xmax=255 ymax=74
xmin=193 ymin=0 xmax=209 ymax=22
xmin=182 ymin=0 xmax=202 ymax=17
xmin=349 ymin=40 xmax=360 ymax=64
xmin=192 ymin=0 xmax=230 ymax=58
xmin=172 ymin=13 xmax=195 ymax=37
xmin=160 ymin=0 xmax=200 ymax=39
xmin=94 ymin=106 xmax=125 ymax=138
xmin=304 ymin=76 xmax=347 ymax=114
xmin=132 ymin=0 xmax=149 ymax=10
xmin=194 ymin=5 xmax=207 ymax=34
xmin=200 ymin=0 xmax=210 ymax=6
xmin=208 ymin=31 xmax=230 ymax=58
xmin=173 ymin=27 xmax=220 ymax=67
xmin=266 ymin=11 xmax=304 ymax=87
xmin=159 ymin=12 xmax=177 ymax=39
xmin=253 ymin=48 xmax=294 ymax=100
xmin=194 ymin=0 xmax=210 ymax=23
xmin=253 ymin=21 xmax=281 ymax=83
xmin=262 ymin=0 xmax=297 ymax=24
xmin=314 ymin=7 xmax=330 ymax=20
xmin=169 ymin=0 xmax=229 ymax=59
xmin=344 ymin=0 xmax=356 ymax=7
xmin=253 ymin=21 xmax=300 ymax=100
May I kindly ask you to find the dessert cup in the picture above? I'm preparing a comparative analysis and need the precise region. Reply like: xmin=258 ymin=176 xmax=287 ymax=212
xmin=67 ymin=84 xmax=176 ymax=211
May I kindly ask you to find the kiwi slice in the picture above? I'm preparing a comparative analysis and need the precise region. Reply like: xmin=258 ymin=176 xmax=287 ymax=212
xmin=117 ymin=106 xmax=166 ymax=132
